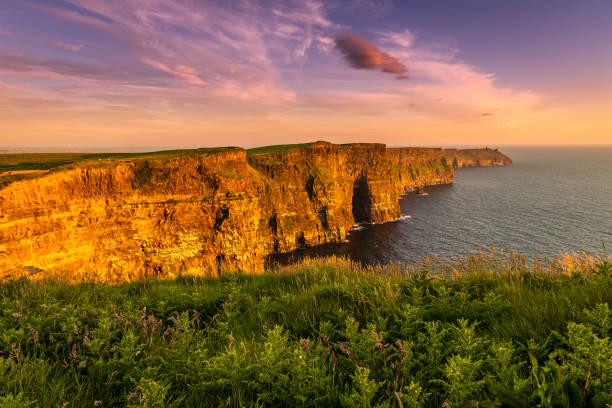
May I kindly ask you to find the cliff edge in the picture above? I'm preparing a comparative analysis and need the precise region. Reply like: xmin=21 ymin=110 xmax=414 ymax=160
xmin=0 ymin=142 xmax=511 ymax=282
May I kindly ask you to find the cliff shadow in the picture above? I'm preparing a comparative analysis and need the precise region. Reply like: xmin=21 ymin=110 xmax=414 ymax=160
xmin=352 ymin=176 xmax=372 ymax=223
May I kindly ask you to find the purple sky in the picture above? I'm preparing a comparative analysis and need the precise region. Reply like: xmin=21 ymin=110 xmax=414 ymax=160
xmin=0 ymin=0 xmax=610 ymax=148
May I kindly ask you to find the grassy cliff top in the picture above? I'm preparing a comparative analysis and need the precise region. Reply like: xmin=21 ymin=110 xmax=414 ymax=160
xmin=0 ymin=147 xmax=238 ymax=173
xmin=246 ymin=142 xmax=312 ymax=155
xmin=1 ymin=143 xmax=510 ymax=188
xmin=0 ymin=147 xmax=239 ymax=188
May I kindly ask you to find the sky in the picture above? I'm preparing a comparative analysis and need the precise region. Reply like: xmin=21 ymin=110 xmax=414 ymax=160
xmin=0 ymin=0 xmax=611 ymax=149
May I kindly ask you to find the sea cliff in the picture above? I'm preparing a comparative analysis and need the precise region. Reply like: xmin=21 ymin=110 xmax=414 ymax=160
xmin=0 ymin=142 xmax=511 ymax=282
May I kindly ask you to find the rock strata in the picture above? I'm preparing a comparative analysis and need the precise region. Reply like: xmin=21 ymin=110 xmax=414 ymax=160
xmin=0 ymin=142 xmax=511 ymax=282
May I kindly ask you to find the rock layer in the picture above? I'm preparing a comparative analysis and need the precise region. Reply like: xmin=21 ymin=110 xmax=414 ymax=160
xmin=0 ymin=142 xmax=511 ymax=283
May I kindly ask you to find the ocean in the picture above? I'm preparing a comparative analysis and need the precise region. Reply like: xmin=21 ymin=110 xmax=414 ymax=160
xmin=270 ymin=146 xmax=612 ymax=265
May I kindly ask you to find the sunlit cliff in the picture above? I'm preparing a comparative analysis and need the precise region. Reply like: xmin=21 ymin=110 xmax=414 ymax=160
xmin=0 ymin=142 xmax=511 ymax=283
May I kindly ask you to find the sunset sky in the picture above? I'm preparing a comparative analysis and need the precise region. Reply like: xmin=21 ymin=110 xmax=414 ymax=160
xmin=0 ymin=0 xmax=611 ymax=148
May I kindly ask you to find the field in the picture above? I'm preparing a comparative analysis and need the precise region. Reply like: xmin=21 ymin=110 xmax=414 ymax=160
xmin=1 ymin=253 xmax=611 ymax=407
xmin=246 ymin=143 xmax=311 ymax=156
xmin=0 ymin=148 xmax=236 ymax=188
xmin=0 ymin=143 xmax=310 ymax=188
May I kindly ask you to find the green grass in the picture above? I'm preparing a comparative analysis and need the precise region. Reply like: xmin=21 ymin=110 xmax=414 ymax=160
xmin=0 ymin=148 xmax=237 ymax=188
xmin=0 ymin=148 xmax=236 ymax=173
xmin=246 ymin=143 xmax=312 ymax=156
xmin=0 ymin=256 xmax=611 ymax=407
xmin=0 ymin=143 xmax=311 ymax=187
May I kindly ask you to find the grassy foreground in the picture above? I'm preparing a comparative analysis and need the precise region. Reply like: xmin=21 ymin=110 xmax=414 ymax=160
xmin=1 ymin=254 xmax=611 ymax=408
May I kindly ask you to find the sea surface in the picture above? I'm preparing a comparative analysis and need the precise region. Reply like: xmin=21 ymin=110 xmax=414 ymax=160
xmin=270 ymin=146 xmax=612 ymax=265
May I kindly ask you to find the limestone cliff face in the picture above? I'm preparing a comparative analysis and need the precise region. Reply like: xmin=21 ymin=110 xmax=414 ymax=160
xmin=0 ymin=142 xmax=511 ymax=282
xmin=443 ymin=148 xmax=512 ymax=168
xmin=386 ymin=148 xmax=455 ymax=195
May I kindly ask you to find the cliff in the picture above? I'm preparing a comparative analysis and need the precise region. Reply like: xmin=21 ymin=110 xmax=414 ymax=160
xmin=0 ymin=142 xmax=511 ymax=282
xmin=443 ymin=147 xmax=512 ymax=168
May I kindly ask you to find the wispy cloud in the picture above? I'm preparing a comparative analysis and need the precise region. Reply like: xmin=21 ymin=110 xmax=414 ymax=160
xmin=48 ymin=42 xmax=84 ymax=52
xmin=0 ymin=49 xmax=171 ymax=86
xmin=0 ymin=79 xmax=36 ymax=93
xmin=0 ymin=26 xmax=12 ymax=37
xmin=344 ymin=0 xmax=393 ymax=18
xmin=355 ymin=28 xmax=542 ymax=122
xmin=0 ymin=0 xmax=551 ymax=146
xmin=50 ymin=0 xmax=334 ymax=96
xmin=140 ymin=58 xmax=207 ymax=86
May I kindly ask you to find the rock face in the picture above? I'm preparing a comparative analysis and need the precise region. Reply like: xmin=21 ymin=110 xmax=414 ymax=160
xmin=443 ymin=147 xmax=512 ymax=168
xmin=0 ymin=142 xmax=511 ymax=283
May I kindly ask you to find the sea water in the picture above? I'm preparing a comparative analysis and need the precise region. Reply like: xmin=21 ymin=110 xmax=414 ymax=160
xmin=270 ymin=146 xmax=612 ymax=265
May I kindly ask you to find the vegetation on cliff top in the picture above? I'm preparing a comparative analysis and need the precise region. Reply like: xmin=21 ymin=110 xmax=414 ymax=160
xmin=0 ymin=148 xmax=238 ymax=188
xmin=1 ymin=252 xmax=611 ymax=407
xmin=246 ymin=142 xmax=312 ymax=156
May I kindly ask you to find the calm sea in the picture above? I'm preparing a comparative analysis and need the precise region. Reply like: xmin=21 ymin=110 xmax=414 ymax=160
xmin=271 ymin=146 xmax=612 ymax=265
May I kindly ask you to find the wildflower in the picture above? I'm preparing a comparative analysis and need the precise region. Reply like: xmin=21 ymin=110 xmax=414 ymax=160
xmin=8 ymin=342 xmax=20 ymax=359
xmin=338 ymin=342 xmax=357 ymax=366
xmin=297 ymin=338 xmax=311 ymax=352
xmin=69 ymin=344 xmax=78 ymax=361
xmin=319 ymin=332 xmax=330 ymax=348
xmin=372 ymin=331 xmax=385 ymax=352
xmin=395 ymin=339 xmax=406 ymax=358
xmin=167 ymin=311 xmax=183 ymax=332
xmin=11 ymin=312 xmax=22 ymax=322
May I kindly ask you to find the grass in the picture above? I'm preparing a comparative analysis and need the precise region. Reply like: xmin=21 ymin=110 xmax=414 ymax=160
xmin=0 ymin=148 xmax=237 ymax=188
xmin=246 ymin=143 xmax=312 ymax=156
xmin=0 ymin=253 xmax=611 ymax=407
xmin=0 ymin=142 xmax=310 ymax=187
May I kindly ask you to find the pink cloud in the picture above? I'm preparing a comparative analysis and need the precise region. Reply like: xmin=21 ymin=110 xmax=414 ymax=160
xmin=378 ymin=29 xmax=415 ymax=48
xmin=31 ymin=0 xmax=337 ymax=102
xmin=30 ymin=4 xmax=114 ymax=32
xmin=48 ymin=42 xmax=84 ymax=52
xmin=2 ymin=1 xmax=544 ymax=134
xmin=140 ymin=58 xmax=207 ymax=86
xmin=370 ymin=29 xmax=541 ymax=121
xmin=0 ymin=80 xmax=36 ymax=93
xmin=0 ymin=26 xmax=12 ymax=38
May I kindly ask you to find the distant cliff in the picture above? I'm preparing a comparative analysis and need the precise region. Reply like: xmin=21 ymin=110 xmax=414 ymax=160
xmin=0 ymin=142 xmax=511 ymax=282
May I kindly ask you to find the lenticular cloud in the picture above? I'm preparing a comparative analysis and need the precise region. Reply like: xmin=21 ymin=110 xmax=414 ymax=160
xmin=335 ymin=34 xmax=408 ymax=78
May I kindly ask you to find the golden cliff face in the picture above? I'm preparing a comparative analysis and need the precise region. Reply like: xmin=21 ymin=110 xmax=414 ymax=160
xmin=0 ymin=142 xmax=511 ymax=283
xmin=443 ymin=148 xmax=513 ymax=168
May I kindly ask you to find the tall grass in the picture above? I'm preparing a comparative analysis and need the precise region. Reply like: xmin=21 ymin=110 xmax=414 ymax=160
xmin=0 ymin=253 xmax=611 ymax=407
